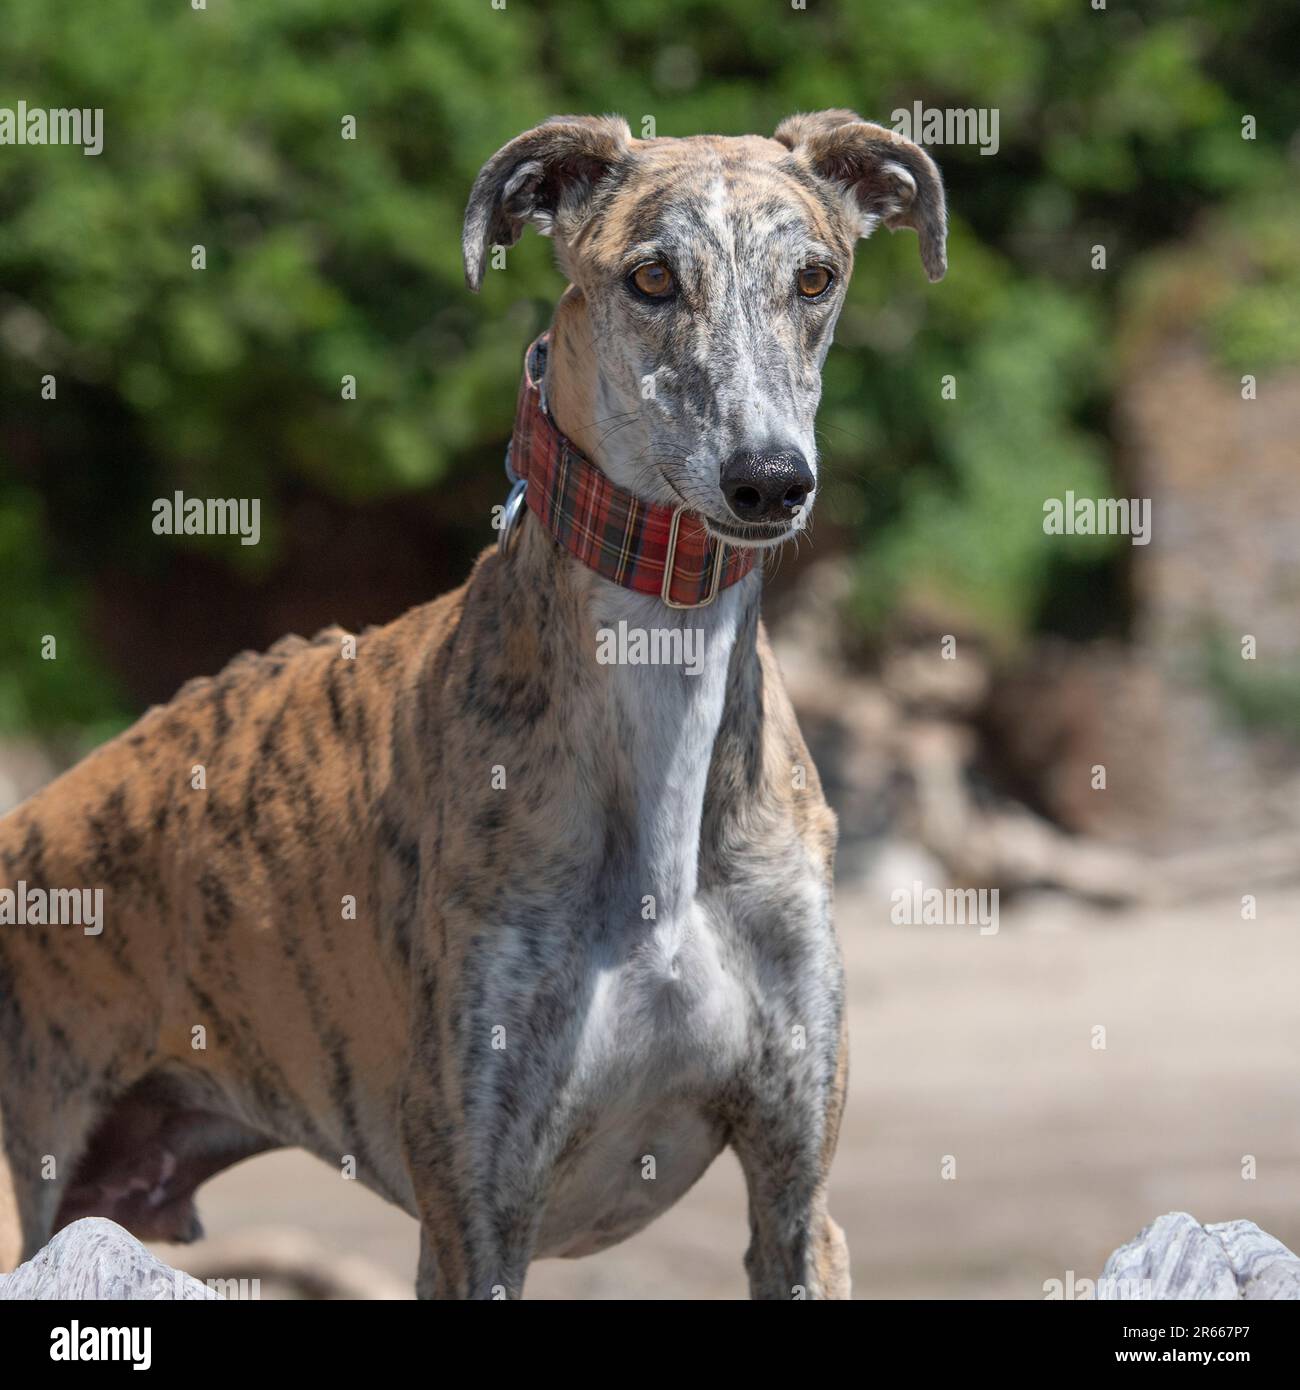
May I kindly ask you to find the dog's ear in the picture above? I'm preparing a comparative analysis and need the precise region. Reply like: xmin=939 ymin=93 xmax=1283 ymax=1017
xmin=462 ymin=114 xmax=632 ymax=291
xmin=775 ymin=110 xmax=947 ymax=282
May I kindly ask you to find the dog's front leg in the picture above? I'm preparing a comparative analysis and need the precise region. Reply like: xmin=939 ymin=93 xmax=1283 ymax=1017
xmin=413 ymin=1223 xmax=535 ymax=1302
xmin=400 ymin=1073 xmax=542 ymax=1299
xmin=731 ymin=1018 xmax=851 ymax=1300
xmin=734 ymin=1166 xmax=850 ymax=1301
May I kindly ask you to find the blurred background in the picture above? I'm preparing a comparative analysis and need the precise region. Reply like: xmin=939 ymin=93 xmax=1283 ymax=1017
xmin=2 ymin=0 xmax=1299 ymax=1297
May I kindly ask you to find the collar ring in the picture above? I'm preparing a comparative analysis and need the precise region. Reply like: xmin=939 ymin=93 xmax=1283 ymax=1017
xmin=498 ymin=477 xmax=528 ymax=555
xmin=661 ymin=505 xmax=725 ymax=609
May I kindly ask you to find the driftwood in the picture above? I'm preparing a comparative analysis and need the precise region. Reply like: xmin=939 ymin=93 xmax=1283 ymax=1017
xmin=1101 ymin=1211 xmax=1300 ymax=1299
xmin=0 ymin=1218 xmax=218 ymax=1299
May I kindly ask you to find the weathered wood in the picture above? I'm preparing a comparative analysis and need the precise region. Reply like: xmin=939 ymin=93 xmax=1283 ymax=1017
xmin=1101 ymin=1211 xmax=1300 ymax=1299
xmin=0 ymin=1218 xmax=218 ymax=1299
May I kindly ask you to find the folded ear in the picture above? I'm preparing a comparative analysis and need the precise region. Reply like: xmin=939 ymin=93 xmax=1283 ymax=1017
xmin=775 ymin=110 xmax=948 ymax=282
xmin=462 ymin=114 xmax=632 ymax=291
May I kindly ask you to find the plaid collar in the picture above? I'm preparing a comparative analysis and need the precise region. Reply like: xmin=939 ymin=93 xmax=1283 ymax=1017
xmin=502 ymin=333 xmax=755 ymax=608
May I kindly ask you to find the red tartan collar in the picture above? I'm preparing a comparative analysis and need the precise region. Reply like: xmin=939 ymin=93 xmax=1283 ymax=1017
xmin=502 ymin=333 xmax=755 ymax=608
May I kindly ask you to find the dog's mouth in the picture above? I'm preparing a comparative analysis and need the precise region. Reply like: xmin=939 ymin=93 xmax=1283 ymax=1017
xmin=658 ymin=470 xmax=811 ymax=550
xmin=704 ymin=511 xmax=810 ymax=550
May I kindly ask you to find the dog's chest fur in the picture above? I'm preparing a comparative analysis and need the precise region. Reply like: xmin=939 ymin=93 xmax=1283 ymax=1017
xmin=409 ymin=527 xmax=837 ymax=1260
xmin=472 ymin=582 xmax=756 ymax=1254
xmin=528 ymin=896 xmax=752 ymax=1255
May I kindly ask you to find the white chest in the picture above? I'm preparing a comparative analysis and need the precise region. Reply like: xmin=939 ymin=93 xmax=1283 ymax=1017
xmin=535 ymin=898 xmax=750 ymax=1257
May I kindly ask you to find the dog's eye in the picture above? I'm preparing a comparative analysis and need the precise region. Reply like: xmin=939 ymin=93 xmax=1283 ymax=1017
xmin=797 ymin=266 xmax=833 ymax=299
xmin=630 ymin=262 xmax=675 ymax=298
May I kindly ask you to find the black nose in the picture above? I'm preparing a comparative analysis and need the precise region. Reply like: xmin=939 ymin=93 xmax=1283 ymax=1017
xmin=721 ymin=449 xmax=814 ymax=524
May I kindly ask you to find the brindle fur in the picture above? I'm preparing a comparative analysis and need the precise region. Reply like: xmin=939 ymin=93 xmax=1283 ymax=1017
xmin=0 ymin=110 xmax=944 ymax=1298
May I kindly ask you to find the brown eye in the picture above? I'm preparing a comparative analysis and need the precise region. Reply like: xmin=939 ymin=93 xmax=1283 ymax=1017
xmin=797 ymin=266 xmax=833 ymax=299
xmin=630 ymin=262 xmax=674 ymax=298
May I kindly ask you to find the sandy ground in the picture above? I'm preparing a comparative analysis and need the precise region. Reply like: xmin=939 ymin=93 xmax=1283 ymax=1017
xmin=153 ymin=880 xmax=1300 ymax=1299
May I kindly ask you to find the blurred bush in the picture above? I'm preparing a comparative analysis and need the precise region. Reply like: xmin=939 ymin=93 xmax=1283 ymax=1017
xmin=1 ymin=0 xmax=1297 ymax=734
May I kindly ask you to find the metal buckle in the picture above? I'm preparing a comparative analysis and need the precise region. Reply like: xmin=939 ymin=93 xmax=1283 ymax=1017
xmin=498 ymin=443 xmax=527 ymax=555
xmin=661 ymin=505 xmax=724 ymax=609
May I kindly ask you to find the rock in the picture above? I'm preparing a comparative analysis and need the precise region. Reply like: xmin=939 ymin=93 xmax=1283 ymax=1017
xmin=0 ymin=1218 xmax=219 ymax=1299
xmin=1100 ymin=1211 xmax=1300 ymax=1299
xmin=1206 ymin=1220 xmax=1300 ymax=1300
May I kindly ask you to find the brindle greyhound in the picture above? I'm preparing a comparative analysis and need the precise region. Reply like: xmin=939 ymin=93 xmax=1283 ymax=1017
xmin=0 ymin=110 xmax=945 ymax=1298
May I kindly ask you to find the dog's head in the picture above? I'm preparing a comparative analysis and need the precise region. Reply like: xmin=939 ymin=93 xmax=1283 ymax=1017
xmin=464 ymin=110 xmax=946 ymax=548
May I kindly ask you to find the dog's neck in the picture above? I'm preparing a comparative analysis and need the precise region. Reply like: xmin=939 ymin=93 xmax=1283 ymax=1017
xmin=546 ymin=285 xmax=669 ymax=501
xmin=509 ymin=291 xmax=761 ymax=922
xmin=544 ymin=288 xmax=597 ymax=453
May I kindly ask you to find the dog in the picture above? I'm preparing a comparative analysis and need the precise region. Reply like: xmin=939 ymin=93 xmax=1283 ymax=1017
xmin=0 ymin=109 xmax=945 ymax=1298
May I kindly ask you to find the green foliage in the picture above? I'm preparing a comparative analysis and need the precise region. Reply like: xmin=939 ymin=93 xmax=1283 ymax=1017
xmin=1 ymin=0 xmax=1297 ymax=728
xmin=0 ymin=480 xmax=125 ymax=738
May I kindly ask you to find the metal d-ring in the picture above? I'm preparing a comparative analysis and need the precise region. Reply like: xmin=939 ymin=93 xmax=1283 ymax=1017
xmin=661 ymin=504 xmax=724 ymax=609
xmin=498 ymin=444 xmax=527 ymax=554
